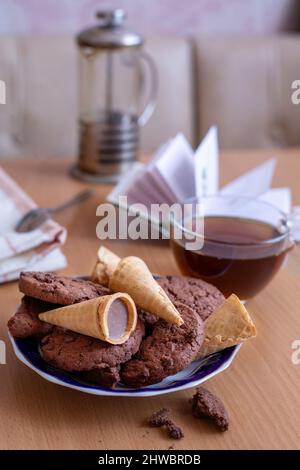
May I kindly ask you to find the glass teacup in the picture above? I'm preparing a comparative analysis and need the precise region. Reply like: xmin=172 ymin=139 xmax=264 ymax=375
xmin=170 ymin=195 xmax=295 ymax=300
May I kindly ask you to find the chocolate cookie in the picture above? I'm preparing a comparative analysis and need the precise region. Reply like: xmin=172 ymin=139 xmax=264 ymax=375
xmin=137 ymin=309 xmax=159 ymax=327
xmin=19 ymin=272 xmax=109 ymax=305
xmin=121 ymin=303 xmax=204 ymax=387
xmin=191 ymin=386 xmax=229 ymax=431
xmin=157 ymin=276 xmax=224 ymax=321
xmin=40 ymin=319 xmax=145 ymax=373
xmin=75 ymin=367 xmax=120 ymax=388
xmin=7 ymin=296 xmax=59 ymax=338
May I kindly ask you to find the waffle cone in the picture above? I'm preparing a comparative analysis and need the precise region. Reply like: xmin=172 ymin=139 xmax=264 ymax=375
xmin=91 ymin=246 xmax=121 ymax=286
xmin=196 ymin=294 xmax=256 ymax=359
xmin=109 ymin=256 xmax=183 ymax=326
xmin=39 ymin=293 xmax=137 ymax=345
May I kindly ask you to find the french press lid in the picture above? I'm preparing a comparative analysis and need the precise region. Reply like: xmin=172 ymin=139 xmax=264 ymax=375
xmin=77 ymin=9 xmax=144 ymax=49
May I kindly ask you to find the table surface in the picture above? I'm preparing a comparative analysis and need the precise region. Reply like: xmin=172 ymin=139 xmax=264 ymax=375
xmin=1 ymin=149 xmax=300 ymax=450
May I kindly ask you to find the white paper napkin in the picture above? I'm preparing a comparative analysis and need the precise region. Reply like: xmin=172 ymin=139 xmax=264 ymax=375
xmin=0 ymin=166 xmax=67 ymax=283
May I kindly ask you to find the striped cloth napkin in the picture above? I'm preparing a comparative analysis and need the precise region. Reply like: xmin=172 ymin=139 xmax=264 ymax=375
xmin=0 ymin=166 xmax=67 ymax=283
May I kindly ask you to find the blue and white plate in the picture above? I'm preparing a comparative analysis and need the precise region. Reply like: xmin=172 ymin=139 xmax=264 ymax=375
xmin=9 ymin=332 xmax=240 ymax=397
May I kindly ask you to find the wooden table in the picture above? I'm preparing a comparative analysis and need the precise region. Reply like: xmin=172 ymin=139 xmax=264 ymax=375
xmin=1 ymin=149 xmax=300 ymax=450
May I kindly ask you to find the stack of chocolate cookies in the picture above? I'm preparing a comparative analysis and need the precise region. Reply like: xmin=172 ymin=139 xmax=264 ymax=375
xmin=8 ymin=271 xmax=225 ymax=388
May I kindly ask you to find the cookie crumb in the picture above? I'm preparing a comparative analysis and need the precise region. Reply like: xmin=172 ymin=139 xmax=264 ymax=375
xmin=147 ymin=408 xmax=184 ymax=440
xmin=191 ymin=387 xmax=229 ymax=432
xmin=165 ymin=421 xmax=184 ymax=440
xmin=148 ymin=408 xmax=170 ymax=427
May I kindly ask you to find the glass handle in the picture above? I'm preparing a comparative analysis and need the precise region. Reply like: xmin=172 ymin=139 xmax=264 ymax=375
xmin=136 ymin=51 xmax=158 ymax=127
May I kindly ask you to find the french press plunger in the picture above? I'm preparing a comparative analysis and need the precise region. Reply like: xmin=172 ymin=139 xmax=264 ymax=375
xmin=71 ymin=9 xmax=158 ymax=183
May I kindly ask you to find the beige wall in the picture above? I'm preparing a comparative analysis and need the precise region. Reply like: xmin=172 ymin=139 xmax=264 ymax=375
xmin=1 ymin=34 xmax=300 ymax=158
xmin=1 ymin=0 xmax=300 ymax=36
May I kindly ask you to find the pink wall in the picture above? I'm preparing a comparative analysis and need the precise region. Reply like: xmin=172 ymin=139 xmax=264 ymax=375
xmin=1 ymin=0 xmax=299 ymax=36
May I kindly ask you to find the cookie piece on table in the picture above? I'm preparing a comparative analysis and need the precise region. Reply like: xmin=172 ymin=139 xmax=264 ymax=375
xmin=148 ymin=408 xmax=184 ymax=440
xmin=40 ymin=319 xmax=145 ymax=374
xmin=191 ymin=386 xmax=229 ymax=432
xmin=19 ymin=272 xmax=110 ymax=305
xmin=157 ymin=276 xmax=225 ymax=322
xmin=165 ymin=422 xmax=184 ymax=440
xmin=148 ymin=408 xmax=171 ymax=427
xmin=121 ymin=303 xmax=204 ymax=387
xmin=7 ymin=296 xmax=58 ymax=338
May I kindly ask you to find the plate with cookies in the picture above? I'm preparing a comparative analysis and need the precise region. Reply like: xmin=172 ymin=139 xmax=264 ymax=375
xmin=8 ymin=247 xmax=256 ymax=397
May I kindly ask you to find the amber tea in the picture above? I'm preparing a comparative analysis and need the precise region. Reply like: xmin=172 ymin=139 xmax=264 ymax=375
xmin=171 ymin=215 xmax=292 ymax=299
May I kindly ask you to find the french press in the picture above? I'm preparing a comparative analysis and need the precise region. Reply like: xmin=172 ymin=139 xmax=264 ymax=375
xmin=72 ymin=9 xmax=157 ymax=183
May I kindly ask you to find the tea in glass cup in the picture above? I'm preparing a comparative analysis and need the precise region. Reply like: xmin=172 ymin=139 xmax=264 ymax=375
xmin=170 ymin=195 xmax=294 ymax=300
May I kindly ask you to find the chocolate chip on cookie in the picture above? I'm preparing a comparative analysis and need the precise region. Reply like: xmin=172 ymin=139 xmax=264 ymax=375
xmin=157 ymin=275 xmax=225 ymax=321
xmin=121 ymin=302 xmax=204 ymax=387
xmin=19 ymin=271 xmax=110 ymax=305
xmin=190 ymin=386 xmax=229 ymax=432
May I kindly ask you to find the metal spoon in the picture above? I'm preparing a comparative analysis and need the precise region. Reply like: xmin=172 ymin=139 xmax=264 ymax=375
xmin=15 ymin=189 xmax=94 ymax=233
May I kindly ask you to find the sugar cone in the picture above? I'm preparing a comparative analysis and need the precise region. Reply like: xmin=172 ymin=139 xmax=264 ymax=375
xmin=91 ymin=246 xmax=121 ymax=286
xmin=109 ymin=256 xmax=184 ymax=326
xmin=39 ymin=293 xmax=137 ymax=345
xmin=196 ymin=294 xmax=257 ymax=359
